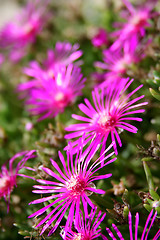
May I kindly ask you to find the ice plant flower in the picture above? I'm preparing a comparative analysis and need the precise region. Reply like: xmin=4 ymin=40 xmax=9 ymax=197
xmin=18 ymin=42 xmax=83 ymax=92
xmin=28 ymin=137 xmax=116 ymax=236
xmin=0 ymin=0 xmax=50 ymax=62
xmin=103 ymin=209 xmax=160 ymax=240
xmin=62 ymin=207 xmax=106 ymax=240
xmin=95 ymin=38 xmax=149 ymax=78
xmin=20 ymin=64 xmax=86 ymax=121
xmin=111 ymin=0 xmax=157 ymax=50
xmin=91 ymin=28 xmax=109 ymax=48
xmin=0 ymin=150 xmax=36 ymax=212
xmin=65 ymin=77 xmax=148 ymax=154
xmin=43 ymin=42 xmax=83 ymax=71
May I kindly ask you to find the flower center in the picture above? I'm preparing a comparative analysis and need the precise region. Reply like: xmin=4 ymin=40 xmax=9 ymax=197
xmin=54 ymin=91 xmax=72 ymax=109
xmin=73 ymin=233 xmax=91 ymax=240
xmin=131 ymin=11 xmax=148 ymax=28
xmin=98 ymin=113 xmax=117 ymax=131
xmin=73 ymin=233 xmax=82 ymax=240
xmin=113 ymin=58 xmax=127 ymax=74
xmin=0 ymin=176 xmax=14 ymax=197
xmin=66 ymin=175 xmax=87 ymax=198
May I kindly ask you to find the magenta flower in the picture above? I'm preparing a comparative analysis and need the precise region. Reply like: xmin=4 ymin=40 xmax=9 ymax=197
xmin=43 ymin=42 xmax=83 ymax=71
xmin=0 ymin=150 xmax=36 ymax=212
xmin=65 ymin=78 xmax=148 ymax=154
xmin=95 ymin=39 xmax=149 ymax=77
xmin=111 ymin=0 xmax=157 ymax=50
xmin=0 ymin=0 xmax=50 ymax=62
xmin=62 ymin=207 xmax=106 ymax=240
xmin=28 ymin=137 xmax=116 ymax=236
xmin=20 ymin=64 xmax=86 ymax=121
xmin=18 ymin=42 xmax=83 ymax=92
xmin=91 ymin=28 xmax=109 ymax=48
xmin=103 ymin=210 xmax=160 ymax=240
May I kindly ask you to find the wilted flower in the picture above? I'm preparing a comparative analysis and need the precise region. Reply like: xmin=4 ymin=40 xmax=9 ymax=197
xmin=19 ymin=64 xmax=86 ymax=121
xmin=103 ymin=210 xmax=160 ymax=240
xmin=62 ymin=207 xmax=106 ymax=240
xmin=111 ymin=0 xmax=157 ymax=50
xmin=0 ymin=0 xmax=50 ymax=62
xmin=28 ymin=137 xmax=116 ymax=235
xmin=0 ymin=151 xmax=36 ymax=212
xmin=91 ymin=28 xmax=109 ymax=48
xmin=65 ymin=78 xmax=148 ymax=154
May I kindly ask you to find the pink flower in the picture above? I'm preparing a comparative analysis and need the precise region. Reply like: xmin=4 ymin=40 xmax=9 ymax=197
xmin=91 ymin=28 xmax=109 ymax=48
xmin=28 ymin=137 xmax=116 ymax=236
xmin=18 ymin=42 xmax=83 ymax=92
xmin=0 ymin=151 xmax=36 ymax=212
xmin=95 ymin=39 xmax=149 ymax=77
xmin=20 ymin=64 xmax=86 ymax=121
xmin=43 ymin=42 xmax=83 ymax=70
xmin=103 ymin=210 xmax=160 ymax=240
xmin=0 ymin=0 xmax=50 ymax=62
xmin=65 ymin=78 xmax=148 ymax=155
xmin=62 ymin=207 xmax=106 ymax=240
xmin=111 ymin=0 xmax=157 ymax=50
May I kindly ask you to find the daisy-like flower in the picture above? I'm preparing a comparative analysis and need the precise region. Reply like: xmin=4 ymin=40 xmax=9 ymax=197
xmin=18 ymin=42 xmax=83 ymax=92
xmin=62 ymin=207 xmax=106 ymax=240
xmin=95 ymin=38 xmax=149 ymax=77
xmin=0 ymin=150 xmax=36 ymax=212
xmin=103 ymin=209 xmax=160 ymax=240
xmin=28 ymin=136 xmax=116 ymax=236
xmin=111 ymin=0 xmax=157 ymax=50
xmin=91 ymin=28 xmax=109 ymax=48
xmin=65 ymin=77 xmax=148 ymax=155
xmin=21 ymin=64 xmax=86 ymax=121
xmin=0 ymin=0 xmax=50 ymax=62
xmin=43 ymin=42 xmax=83 ymax=71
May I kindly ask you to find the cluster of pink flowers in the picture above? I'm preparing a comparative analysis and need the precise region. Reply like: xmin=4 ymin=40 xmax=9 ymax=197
xmin=0 ymin=0 xmax=50 ymax=62
xmin=92 ymin=0 xmax=157 ymax=88
xmin=1 ymin=0 xmax=160 ymax=239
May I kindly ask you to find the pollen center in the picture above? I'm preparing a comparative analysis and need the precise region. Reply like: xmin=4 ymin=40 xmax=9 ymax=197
xmin=73 ymin=233 xmax=91 ymax=240
xmin=73 ymin=233 xmax=82 ymax=240
xmin=66 ymin=175 xmax=86 ymax=198
xmin=0 ymin=176 xmax=13 ymax=197
xmin=131 ymin=12 xmax=148 ymax=27
xmin=98 ymin=113 xmax=117 ymax=131
xmin=54 ymin=91 xmax=69 ymax=108
xmin=114 ymin=58 xmax=127 ymax=74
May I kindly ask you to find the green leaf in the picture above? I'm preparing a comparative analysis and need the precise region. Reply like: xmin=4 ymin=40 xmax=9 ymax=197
xmin=147 ymin=79 xmax=158 ymax=88
xmin=141 ymin=157 xmax=153 ymax=162
xmin=143 ymin=161 xmax=154 ymax=191
xmin=155 ymin=206 xmax=160 ymax=216
xmin=144 ymin=204 xmax=152 ymax=212
xmin=147 ymin=198 xmax=154 ymax=205
xmin=149 ymin=88 xmax=160 ymax=101
xmin=123 ymin=206 xmax=129 ymax=218
xmin=153 ymin=70 xmax=160 ymax=80
xmin=149 ymin=189 xmax=160 ymax=201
